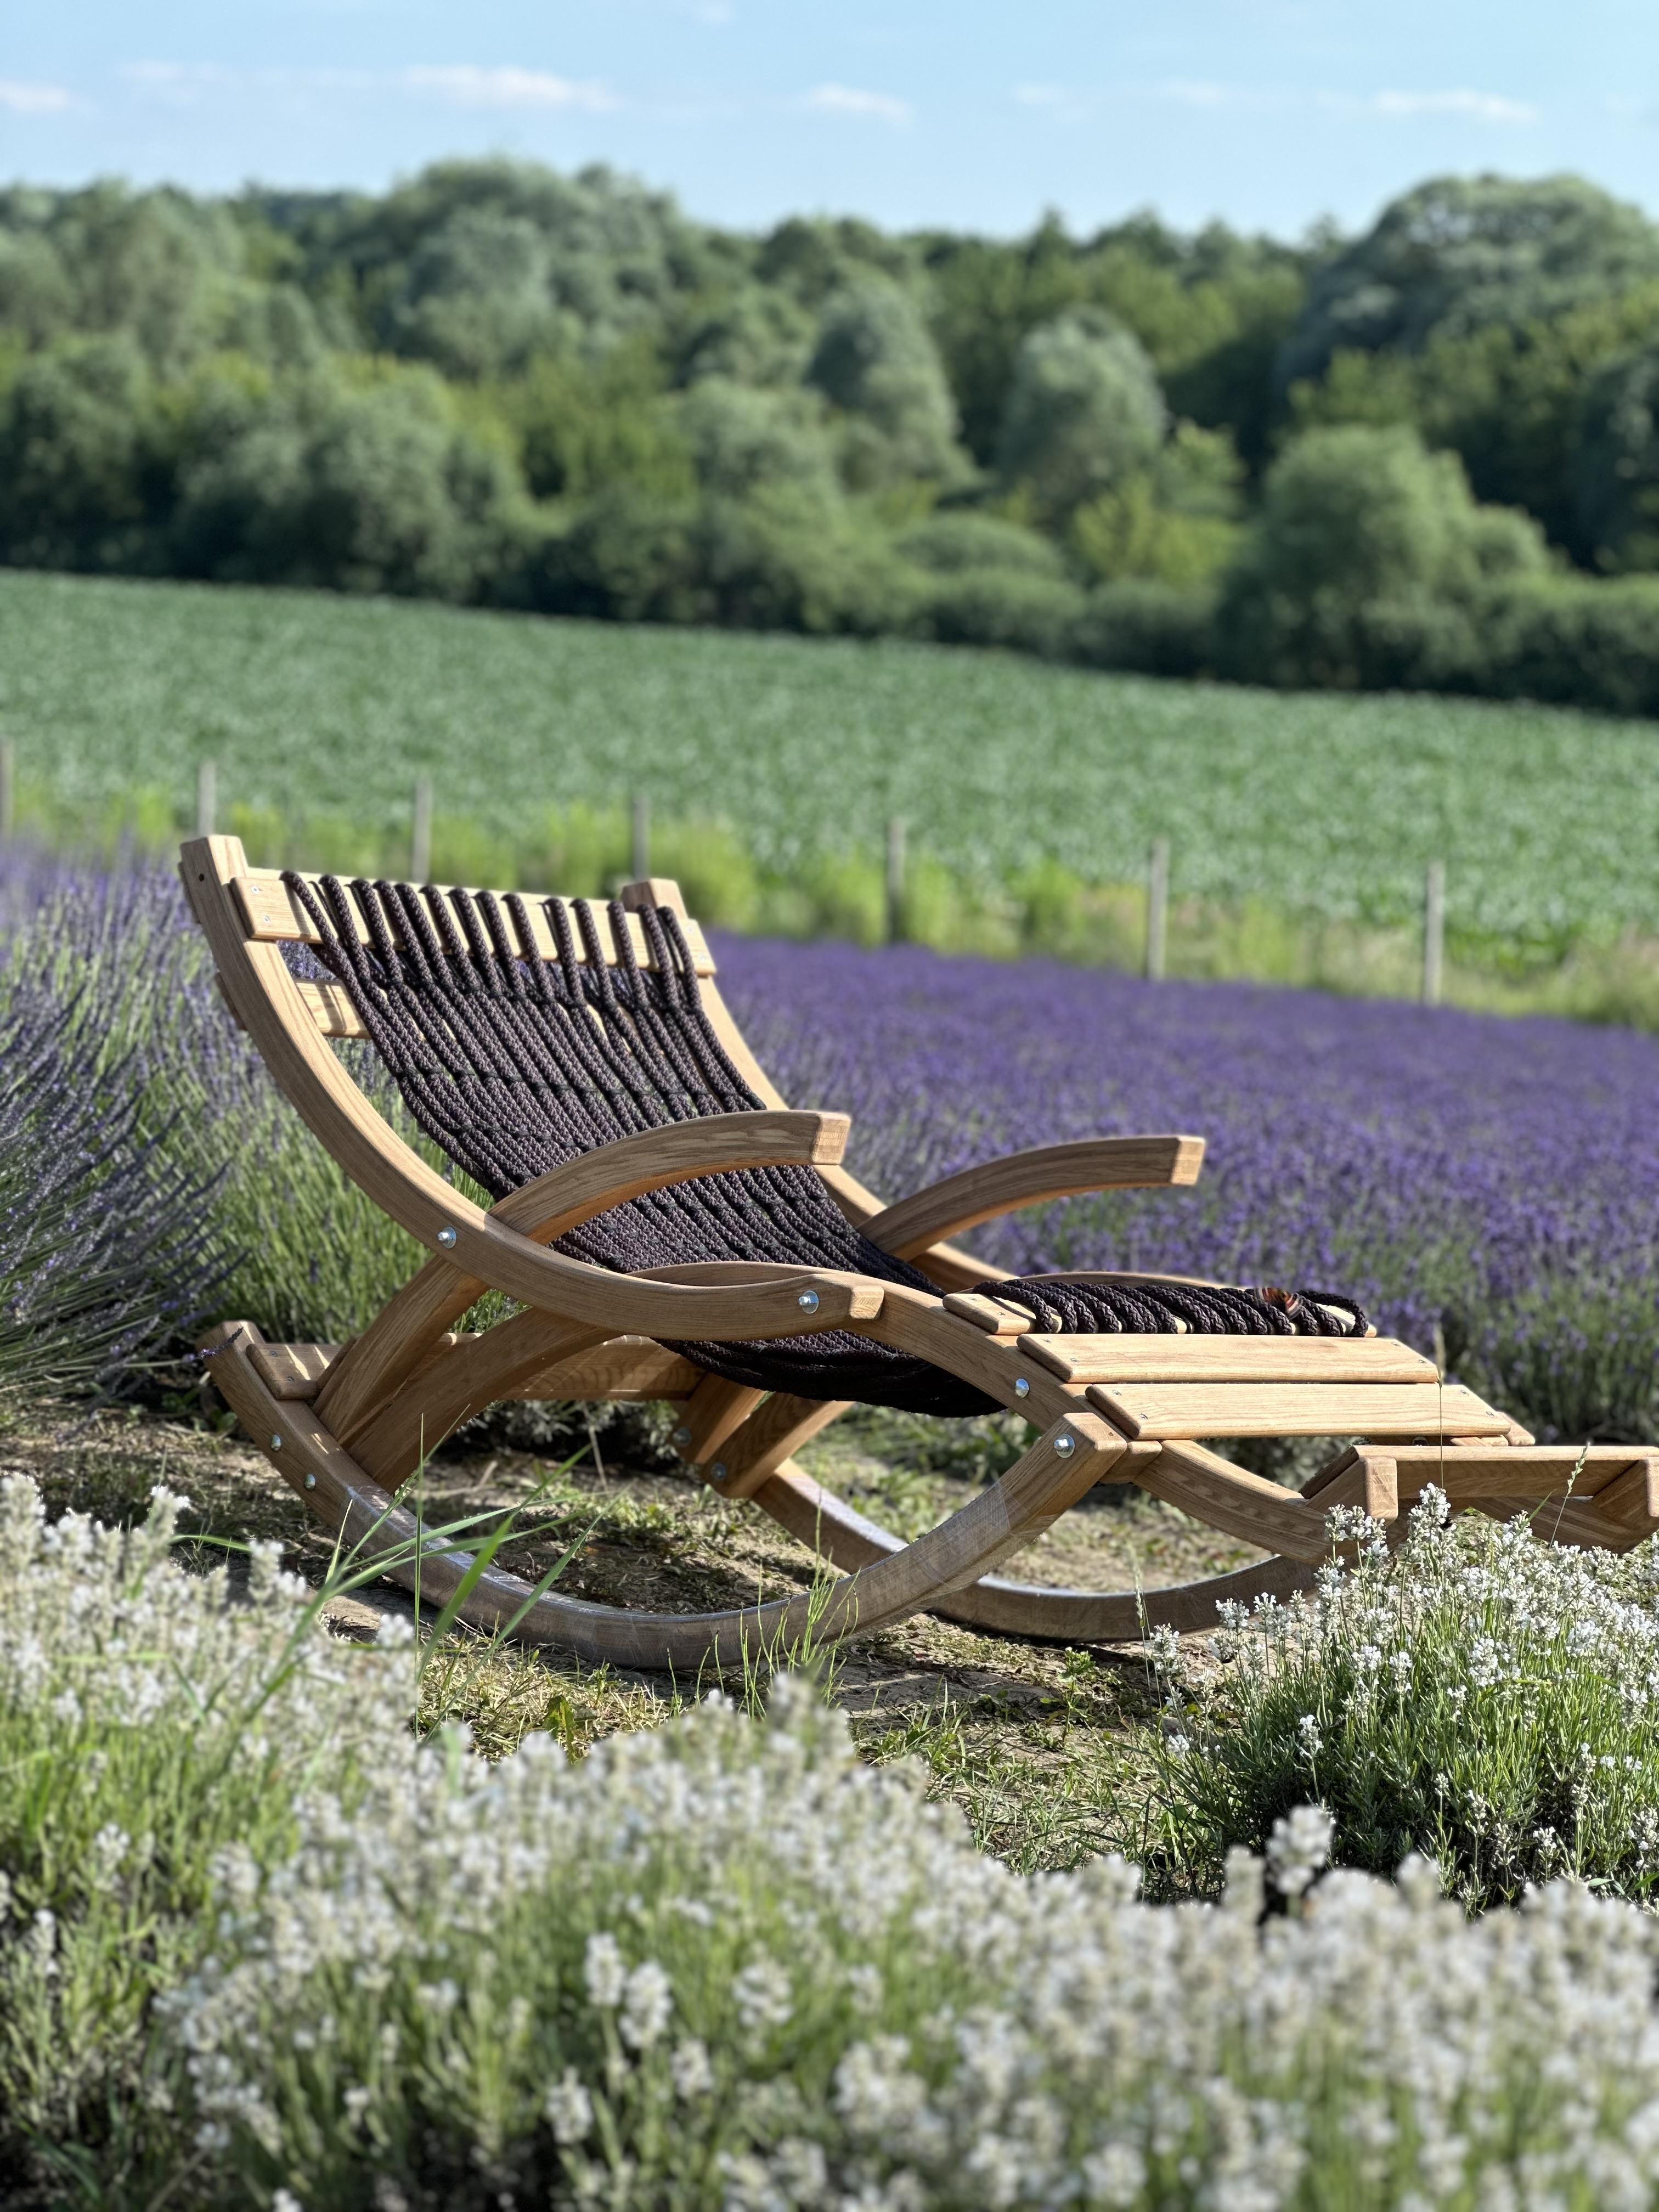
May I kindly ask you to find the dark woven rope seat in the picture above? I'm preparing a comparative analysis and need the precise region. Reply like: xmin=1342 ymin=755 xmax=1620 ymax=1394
xmin=283 ymin=872 xmax=1367 ymax=1417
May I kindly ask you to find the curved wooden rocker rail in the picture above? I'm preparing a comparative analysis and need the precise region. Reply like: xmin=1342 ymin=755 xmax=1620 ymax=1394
xmin=185 ymin=836 xmax=1659 ymax=1666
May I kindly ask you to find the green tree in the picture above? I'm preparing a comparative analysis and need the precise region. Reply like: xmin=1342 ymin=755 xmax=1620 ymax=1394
xmin=676 ymin=378 xmax=840 ymax=504
xmin=1572 ymin=341 xmax=1659 ymax=571
xmin=388 ymin=206 xmax=559 ymax=377
xmin=172 ymin=364 xmax=523 ymax=598
xmin=996 ymin=308 xmax=1167 ymax=521
xmin=0 ymin=336 xmax=161 ymax=568
xmin=1278 ymin=174 xmax=1659 ymax=391
xmin=1216 ymin=424 xmax=1549 ymax=685
xmin=805 ymin=278 xmax=963 ymax=486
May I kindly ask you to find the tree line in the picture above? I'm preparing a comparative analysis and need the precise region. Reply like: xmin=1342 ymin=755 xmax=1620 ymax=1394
xmin=5 ymin=162 xmax=1659 ymax=712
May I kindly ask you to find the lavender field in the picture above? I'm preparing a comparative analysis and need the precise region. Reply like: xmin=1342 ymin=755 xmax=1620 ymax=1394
xmin=728 ymin=934 xmax=1659 ymax=1441
xmin=1 ymin=855 xmax=1656 ymax=1446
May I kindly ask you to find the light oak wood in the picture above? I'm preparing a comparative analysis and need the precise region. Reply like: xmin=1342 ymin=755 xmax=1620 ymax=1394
xmin=249 ymin=1341 xmax=342 ymax=1400
xmin=1084 ymin=1379 xmax=1508 ymax=1441
xmin=749 ymin=1458 xmax=1316 ymax=1638
xmin=235 ymin=866 xmax=717 ymax=975
xmin=1322 ymin=1442 xmax=1652 ymax=1502
xmin=295 ymin=979 xmax=367 ymax=1038
xmin=352 ymin=1313 xmax=609 ymax=1488
xmin=1020 ymin=1334 xmax=1437 ymax=1385
xmin=516 ymin=1338 xmax=703 ymax=1402
xmin=711 ymin=1393 xmax=852 ymax=1499
xmin=1138 ymin=1441 xmax=1373 ymax=1562
xmin=862 ymin=1136 xmax=1205 ymax=1261
xmin=619 ymin=877 xmax=690 ymax=919
xmin=212 ymin=1321 xmax=1135 ymax=1667
xmin=942 ymin=1292 xmax=1038 ymax=1334
xmin=674 ymin=1373 xmax=769 ymax=1466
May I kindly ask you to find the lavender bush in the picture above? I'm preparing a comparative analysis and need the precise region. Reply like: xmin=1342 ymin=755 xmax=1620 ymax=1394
xmin=12 ymin=1475 xmax=1659 ymax=2210
xmin=723 ymin=935 xmax=1659 ymax=1442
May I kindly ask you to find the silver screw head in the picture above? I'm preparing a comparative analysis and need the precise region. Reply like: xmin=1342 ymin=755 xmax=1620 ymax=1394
xmin=270 ymin=1432 xmax=283 ymax=1449
xmin=672 ymin=1425 xmax=693 ymax=1448
xmin=303 ymin=1471 xmax=317 ymax=1490
xmin=710 ymin=1462 xmax=727 ymax=1481
xmin=1053 ymin=1431 xmax=1076 ymax=1457
xmin=437 ymin=1226 xmax=458 ymax=1249
xmin=1014 ymin=1376 xmax=1030 ymax=1398
xmin=797 ymin=1289 xmax=820 ymax=1313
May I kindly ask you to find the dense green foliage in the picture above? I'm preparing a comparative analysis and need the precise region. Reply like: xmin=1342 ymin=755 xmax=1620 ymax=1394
xmin=6 ymin=164 xmax=1659 ymax=708
xmin=9 ymin=568 xmax=1659 ymax=959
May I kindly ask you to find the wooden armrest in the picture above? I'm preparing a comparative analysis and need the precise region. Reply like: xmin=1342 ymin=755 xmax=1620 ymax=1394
xmin=860 ymin=1135 xmax=1205 ymax=1262
xmin=490 ymin=1110 xmax=850 ymax=1245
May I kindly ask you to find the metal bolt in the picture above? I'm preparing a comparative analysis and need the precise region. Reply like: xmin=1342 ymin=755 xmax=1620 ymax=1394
xmin=437 ymin=1226 xmax=458 ymax=1249
xmin=673 ymin=1425 xmax=692 ymax=1448
xmin=304 ymin=1472 xmax=317 ymax=1490
xmin=797 ymin=1289 xmax=820 ymax=1313
xmin=1053 ymin=1432 xmax=1076 ymax=1457
xmin=711 ymin=1462 xmax=727 ymax=1482
xmin=270 ymin=1432 xmax=283 ymax=1449
xmin=1014 ymin=1376 xmax=1030 ymax=1398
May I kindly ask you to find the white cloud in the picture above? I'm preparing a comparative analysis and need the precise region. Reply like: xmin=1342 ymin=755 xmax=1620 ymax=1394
xmin=402 ymin=66 xmax=617 ymax=112
xmin=800 ymin=82 xmax=911 ymax=126
xmin=1371 ymin=88 xmax=1537 ymax=125
xmin=1158 ymin=79 xmax=1267 ymax=110
xmin=0 ymin=78 xmax=74 ymax=114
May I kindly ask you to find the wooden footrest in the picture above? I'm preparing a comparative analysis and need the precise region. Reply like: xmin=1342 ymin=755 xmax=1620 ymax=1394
xmin=1312 ymin=1445 xmax=1659 ymax=1551
xmin=1085 ymin=1379 xmax=1507 ymax=1441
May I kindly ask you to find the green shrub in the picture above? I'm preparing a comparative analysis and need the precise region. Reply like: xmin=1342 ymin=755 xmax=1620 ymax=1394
xmin=1066 ymin=578 xmax=1214 ymax=677
xmin=918 ymin=565 xmax=1086 ymax=656
xmin=895 ymin=511 xmax=1066 ymax=578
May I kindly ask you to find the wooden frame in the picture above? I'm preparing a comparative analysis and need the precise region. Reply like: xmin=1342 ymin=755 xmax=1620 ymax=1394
xmin=183 ymin=836 xmax=1659 ymax=1666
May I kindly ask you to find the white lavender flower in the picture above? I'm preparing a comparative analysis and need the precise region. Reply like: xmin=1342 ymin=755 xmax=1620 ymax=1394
xmin=543 ymin=2068 xmax=592 ymax=2146
xmin=1266 ymin=1804 xmax=1333 ymax=1899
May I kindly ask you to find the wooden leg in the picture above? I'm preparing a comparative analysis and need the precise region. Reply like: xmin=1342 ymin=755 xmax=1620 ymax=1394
xmin=210 ymin=1325 xmax=1138 ymax=1669
xmin=748 ymin=1459 xmax=1318 ymax=1639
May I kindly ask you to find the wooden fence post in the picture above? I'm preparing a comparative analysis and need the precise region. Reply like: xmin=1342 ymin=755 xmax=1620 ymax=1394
xmin=0 ymin=738 xmax=13 ymax=842
xmin=1423 ymin=860 xmax=1446 ymax=1006
xmin=631 ymin=793 xmax=650 ymax=882
xmin=1146 ymin=838 xmax=1169 ymax=981
xmin=411 ymin=776 xmax=433 ymax=883
xmin=885 ymin=817 xmax=907 ymax=943
xmin=196 ymin=759 xmax=217 ymax=839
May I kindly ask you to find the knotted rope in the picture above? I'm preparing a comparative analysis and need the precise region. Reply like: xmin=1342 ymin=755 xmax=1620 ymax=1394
xmin=285 ymin=874 xmax=1365 ymax=1414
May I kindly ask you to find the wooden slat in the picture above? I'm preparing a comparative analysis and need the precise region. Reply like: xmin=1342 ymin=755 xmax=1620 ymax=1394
xmin=941 ymin=1291 xmax=1037 ymax=1335
xmin=1021 ymin=1334 xmax=1437 ymax=1385
xmin=235 ymin=869 xmax=716 ymax=976
xmin=514 ymin=1338 xmax=703 ymax=1403
xmin=295 ymin=979 xmax=367 ymax=1039
xmin=1084 ymin=1379 xmax=1508 ymax=1441
xmin=248 ymin=1341 xmax=343 ymax=1401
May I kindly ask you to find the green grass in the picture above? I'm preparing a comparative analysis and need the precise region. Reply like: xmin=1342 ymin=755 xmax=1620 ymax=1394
xmin=4 ymin=568 xmax=1659 ymax=959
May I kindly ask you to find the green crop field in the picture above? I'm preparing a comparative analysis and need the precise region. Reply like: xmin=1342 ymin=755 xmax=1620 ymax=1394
xmin=2 ymin=567 xmax=1656 ymax=953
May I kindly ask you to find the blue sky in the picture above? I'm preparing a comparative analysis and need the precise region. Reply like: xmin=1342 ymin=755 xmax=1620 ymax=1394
xmin=4 ymin=1 xmax=1657 ymax=241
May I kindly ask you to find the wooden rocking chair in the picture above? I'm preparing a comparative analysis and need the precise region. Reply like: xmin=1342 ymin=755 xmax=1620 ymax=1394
xmin=183 ymin=836 xmax=1659 ymax=1669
